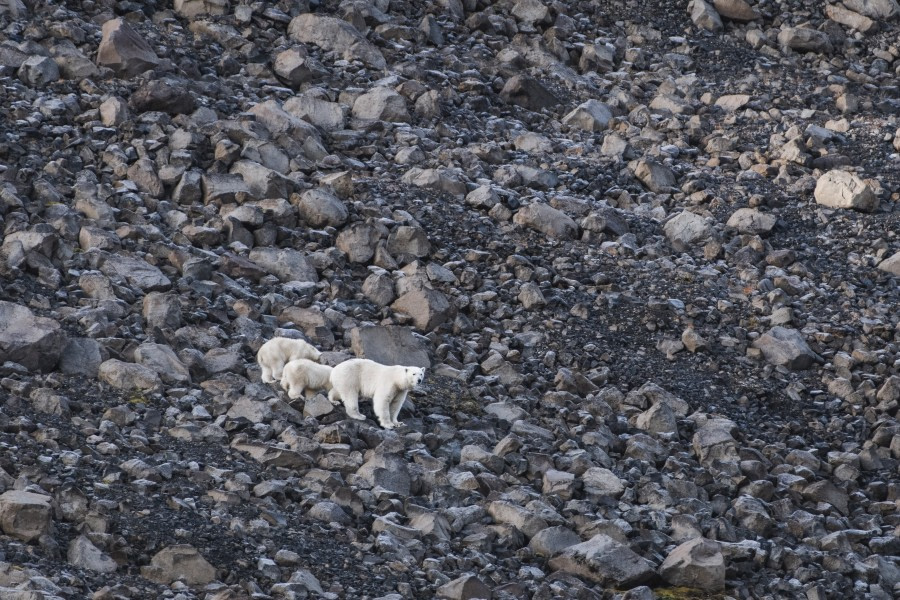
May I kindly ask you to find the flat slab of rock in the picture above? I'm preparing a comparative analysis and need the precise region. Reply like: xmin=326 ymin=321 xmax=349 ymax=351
xmin=713 ymin=0 xmax=759 ymax=21
xmin=350 ymin=326 xmax=431 ymax=368
xmin=248 ymin=247 xmax=318 ymax=283
xmin=777 ymin=27 xmax=832 ymax=53
xmin=0 ymin=301 xmax=65 ymax=372
xmin=660 ymin=538 xmax=726 ymax=590
xmin=548 ymin=534 xmax=655 ymax=588
xmin=752 ymin=326 xmax=819 ymax=370
xmin=392 ymin=288 xmax=452 ymax=331
xmin=100 ymin=254 xmax=172 ymax=291
xmin=814 ymin=170 xmax=878 ymax=212
xmin=634 ymin=159 xmax=676 ymax=193
xmin=98 ymin=359 xmax=163 ymax=392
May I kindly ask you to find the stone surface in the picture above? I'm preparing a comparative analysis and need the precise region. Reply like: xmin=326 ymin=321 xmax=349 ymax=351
xmin=660 ymin=538 xmax=726 ymax=590
xmin=548 ymin=534 xmax=656 ymax=587
xmin=0 ymin=491 xmax=52 ymax=542
xmin=814 ymin=170 xmax=878 ymax=212
xmin=0 ymin=301 xmax=66 ymax=372
xmin=753 ymin=327 xmax=820 ymax=370
xmin=96 ymin=18 xmax=159 ymax=76
xmin=141 ymin=545 xmax=216 ymax=585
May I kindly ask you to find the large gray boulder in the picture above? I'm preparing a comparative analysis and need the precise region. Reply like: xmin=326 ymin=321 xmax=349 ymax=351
xmin=0 ymin=301 xmax=66 ymax=372
xmin=350 ymin=326 xmax=431 ymax=368
xmin=752 ymin=326 xmax=819 ymax=370
xmin=287 ymin=14 xmax=386 ymax=69
xmin=548 ymin=534 xmax=655 ymax=587
xmin=659 ymin=538 xmax=726 ymax=590
xmin=68 ymin=535 xmax=118 ymax=573
xmin=663 ymin=211 xmax=712 ymax=252
xmin=513 ymin=203 xmax=579 ymax=239
xmin=248 ymin=247 xmax=318 ymax=283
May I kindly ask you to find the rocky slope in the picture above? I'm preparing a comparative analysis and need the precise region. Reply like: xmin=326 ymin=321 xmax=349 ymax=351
xmin=0 ymin=0 xmax=898 ymax=598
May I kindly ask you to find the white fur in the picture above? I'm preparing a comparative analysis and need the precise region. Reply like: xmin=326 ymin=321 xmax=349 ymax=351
xmin=281 ymin=359 xmax=333 ymax=400
xmin=257 ymin=337 xmax=321 ymax=384
xmin=328 ymin=358 xmax=425 ymax=429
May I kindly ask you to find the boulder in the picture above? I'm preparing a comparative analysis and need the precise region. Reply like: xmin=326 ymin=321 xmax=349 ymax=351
xmin=295 ymin=188 xmax=349 ymax=228
xmin=68 ymin=535 xmax=117 ymax=573
xmin=663 ymin=211 xmax=712 ymax=252
xmin=659 ymin=538 xmax=726 ymax=590
xmin=500 ymin=75 xmax=559 ymax=112
xmin=352 ymin=86 xmax=410 ymax=122
xmin=513 ymin=203 xmax=579 ymax=239
xmin=877 ymin=251 xmax=900 ymax=276
xmin=634 ymin=159 xmax=676 ymax=192
xmin=174 ymin=0 xmax=228 ymax=18
xmin=335 ymin=222 xmax=384 ymax=263
xmin=350 ymin=326 xmax=431 ymax=368
xmin=134 ymin=343 xmax=191 ymax=385
xmin=0 ymin=301 xmax=66 ymax=372
xmin=18 ymin=55 xmax=59 ymax=87
xmin=713 ymin=0 xmax=759 ymax=21
xmin=100 ymin=254 xmax=171 ymax=291
xmin=814 ymin=170 xmax=878 ymax=212
xmin=96 ymin=18 xmax=159 ymax=76
xmin=529 ymin=526 xmax=581 ymax=558
xmin=0 ymin=491 xmax=52 ymax=542
xmin=842 ymin=0 xmax=899 ymax=19
xmin=436 ymin=574 xmax=493 ymax=600
xmin=248 ymin=247 xmax=318 ymax=283
xmin=98 ymin=359 xmax=163 ymax=392
xmin=777 ymin=28 xmax=833 ymax=53
xmin=825 ymin=4 xmax=878 ymax=32
xmin=141 ymin=545 xmax=216 ymax=585
xmin=58 ymin=338 xmax=103 ymax=377
xmin=562 ymin=100 xmax=613 ymax=131
xmin=689 ymin=0 xmax=723 ymax=31
xmin=401 ymin=167 xmax=467 ymax=197
xmin=392 ymin=288 xmax=452 ymax=331
xmin=287 ymin=14 xmax=386 ymax=69
xmin=726 ymin=208 xmax=777 ymax=234
xmin=548 ymin=534 xmax=655 ymax=588
xmin=752 ymin=327 xmax=820 ymax=370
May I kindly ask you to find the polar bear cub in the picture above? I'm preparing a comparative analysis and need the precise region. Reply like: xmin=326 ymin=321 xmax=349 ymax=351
xmin=257 ymin=337 xmax=321 ymax=384
xmin=280 ymin=359 xmax=333 ymax=400
xmin=328 ymin=358 xmax=425 ymax=429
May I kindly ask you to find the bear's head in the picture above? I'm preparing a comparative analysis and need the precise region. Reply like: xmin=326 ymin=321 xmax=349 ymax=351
xmin=405 ymin=367 xmax=425 ymax=388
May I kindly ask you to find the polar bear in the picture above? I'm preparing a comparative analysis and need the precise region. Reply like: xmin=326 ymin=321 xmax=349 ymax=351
xmin=256 ymin=337 xmax=321 ymax=384
xmin=328 ymin=358 xmax=425 ymax=429
xmin=280 ymin=359 xmax=333 ymax=400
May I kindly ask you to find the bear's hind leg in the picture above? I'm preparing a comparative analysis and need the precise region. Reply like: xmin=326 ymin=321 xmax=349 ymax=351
xmin=340 ymin=389 xmax=366 ymax=421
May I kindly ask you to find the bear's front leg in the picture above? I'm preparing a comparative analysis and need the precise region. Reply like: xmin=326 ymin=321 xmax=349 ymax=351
xmin=261 ymin=364 xmax=275 ymax=383
xmin=372 ymin=390 xmax=395 ymax=429
xmin=389 ymin=390 xmax=407 ymax=427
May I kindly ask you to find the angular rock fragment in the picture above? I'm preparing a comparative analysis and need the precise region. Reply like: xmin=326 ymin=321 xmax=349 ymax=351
xmin=778 ymin=28 xmax=833 ymax=54
xmin=513 ymin=203 xmax=578 ymax=239
xmin=548 ymin=534 xmax=655 ymax=587
xmin=689 ymin=0 xmax=723 ymax=31
xmin=663 ymin=211 xmax=712 ymax=252
xmin=726 ymin=208 xmax=776 ymax=234
xmin=0 ymin=491 xmax=52 ymax=542
xmin=68 ymin=535 xmax=117 ymax=573
xmin=563 ymin=100 xmax=612 ymax=131
xmin=659 ymin=538 xmax=726 ymax=590
xmin=0 ymin=301 xmax=66 ymax=372
xmin=141 ymin=545 xmax=216 ymax=585
xmin=288 ymin=14 xmax=386 ymax=69
xmin=752 ymin=327 xmax=820 ymax=370
xmin=500 ymin=75 xmax=558 ymax=112
xmin=713 ymin=0 xmax=759 ymax=21
xmin=96 ymin=18 xmax=159 ymax=76
xmin=814 ymin=170 xmax=878 ymax=212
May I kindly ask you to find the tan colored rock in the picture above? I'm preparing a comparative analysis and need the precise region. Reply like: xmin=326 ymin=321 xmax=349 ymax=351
xmin=0 ymin=490 xmax=52 ymax=542
xmin=713 ymin=0 xmax=759 ymax=21
xmin=96 ymin=18 xmax=159 ymax=76
xmin=689 ymin=0 xmax=723 ymax=31
xmin=814 ymin=170 xmax=878 ymax=212
xmin=825 ymin=4 xmax=878 ymax=32
xmin=660 ymin=538 xmax=726 ymax=590
xmin=174 ymin=0 xmax=228 ymax=18
xmin=877 ymin=251 xmax=900 ymax=276
xmin=141 ymin=545 xmax=216 ymax=585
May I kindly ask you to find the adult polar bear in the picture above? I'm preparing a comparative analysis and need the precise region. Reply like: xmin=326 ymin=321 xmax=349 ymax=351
xmin=257 ymin=337 xmax=321 ymax=384
xmin=329 ymin=358 xmax=425 ymax=430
